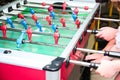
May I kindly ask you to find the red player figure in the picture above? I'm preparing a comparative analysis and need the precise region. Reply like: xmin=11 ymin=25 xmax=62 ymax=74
xmin=48 ymin=5 xmax=53 ymax=12
xmin=84 ymin=6 xmax=89 ymax=10
xmin=26 ymin=26 xmax=32 ymax=42
xmin=54 ymin=28 xmax=60 ymax=45
xmin=46 ymin=16 xmax=52 ymax=25
xmin=1 ymin=22 xmax=7 ymax=38
xmin=62 ymin=2 xmax=67 ymax=14
xmin=60 ymin=17 xmax=66 ymax=27
xmin=74 ymin=7 xmax=79 ymax=15
xmin=41 ymin=2 xmax=46 ymax=6
xmin=62 ymin=2 xmax=67 ymax=11
xmin=32 ymin=14 xmax=38 ymax=22
xmin=18 ymin=13 xmax=25 ymax=20
xmin=75 ymin=19 xmax=80 ymax=29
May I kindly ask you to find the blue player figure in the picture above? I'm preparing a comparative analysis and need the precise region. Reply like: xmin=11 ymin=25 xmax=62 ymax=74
xmin=16 ymin=31 xmax=26 ymax=48
xmin=36 ymin=21 xmax=43 ymax=32
xmin=20 ymin=19 xmax=28 ymax=30
xmin=51 ymin=23 xmax=57 ymax=32
xmin=72 ymin=12 xmax=77 ymax=22
xmin=50 ymin=11 xmax=55 ymax=19
xmin=6 ymin=17 xmax=15 ymax=28
xmin=30 ymin=8 xmax=35 ymax=15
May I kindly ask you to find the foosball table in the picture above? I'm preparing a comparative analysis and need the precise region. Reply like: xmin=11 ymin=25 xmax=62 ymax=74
xmin=0 ymin=0 xmax=100 ymax=80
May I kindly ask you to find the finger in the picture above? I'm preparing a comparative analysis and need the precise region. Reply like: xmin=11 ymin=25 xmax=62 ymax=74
xmin=91 ymin=59 xmax=101 ymax=63
xmin=95 ymin=32 xmax=103 ymax=38
xmin=84 ymin=56 xmax=96 ymax=60
xmin=97 ymin=33 xmax=105 ymax=39
xmin=90 ymin=68 xmax=94 ymax=71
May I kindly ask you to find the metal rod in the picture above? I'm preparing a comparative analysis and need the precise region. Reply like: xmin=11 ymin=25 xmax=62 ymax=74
xmin=0 ymin=37 xmax=66 ymax=48
xmin=87 ymin=30 xmax=99 ymax=34
xmin=2 ymin=13 xmax=77 ymax=31
xmin=24 ymin=4 xmax=73 ymax=13
xmin=24 ymin=4 xmax=90 ymax=14
xmin=28 ymin=1 xmax=93 ymax=9
xmin=6 ymin=27 xmax=72 ymax=39
xmin=94 ymin=17 xmax=120 ymax=22
xmin=13 ymin=8 xmax=86 ymax=20
xmin=77 ymin=48 xmax=104 ymax=54
xmin=77 ymin=48 xmax=120 ymax=58
xmin=23 ymin=40 xmax=66 ymax=48
xmin=4 ymin=11 xmax=76 ymax=24
xmin=70 ymin=60 xmax=91 ymax=67
xmin=69 ymin=60 xmax=99 ymax=69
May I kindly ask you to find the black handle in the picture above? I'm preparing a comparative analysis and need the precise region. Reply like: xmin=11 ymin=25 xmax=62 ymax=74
xmin=96 ymin=0 xmax=108 ymax=3
xmin=104 ymin=51 xmax=120 ymax=58
xmin=89 ymin=63 xmax=99 ymax=69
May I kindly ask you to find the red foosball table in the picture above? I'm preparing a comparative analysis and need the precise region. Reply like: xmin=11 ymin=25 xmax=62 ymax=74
xmin=0 ymin=0 xmax=100 ymax=80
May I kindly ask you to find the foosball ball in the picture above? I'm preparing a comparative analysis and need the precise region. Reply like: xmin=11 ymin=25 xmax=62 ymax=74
xmin=0 ymin=0 xmax=100 ymax=80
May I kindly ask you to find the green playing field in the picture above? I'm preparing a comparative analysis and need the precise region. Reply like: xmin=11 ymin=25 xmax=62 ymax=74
xmin=0 ymin=7 xmax=89 ymax=56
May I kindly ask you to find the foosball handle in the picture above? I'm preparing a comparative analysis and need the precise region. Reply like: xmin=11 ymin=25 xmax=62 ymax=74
xmin=104 ymin=51 xmax=120 ymax=58
xmin=96 ymin=0 xmax=108 ymax=3
xmin=66 ymin=57 xmax=99 ymax=69
xmin=89 ymin=62 xmax=99 ymax=69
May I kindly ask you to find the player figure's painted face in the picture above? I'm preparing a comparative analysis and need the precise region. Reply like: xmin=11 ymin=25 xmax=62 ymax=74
xmin=111 ymin=0 xmax=120 ymax=12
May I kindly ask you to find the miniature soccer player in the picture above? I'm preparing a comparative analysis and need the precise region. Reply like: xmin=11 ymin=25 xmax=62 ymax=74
xmin=75 ymin=19 xmax=80 ymax=29
xmin=60 ymin=17 xmax=66 ymax=27
xmin=6 ymin=17 xmax=15 ymax=28
xmin=46 ymin=16 xmax=52 ymax=25
xmin=36 ymin=21 xmax=43 ymax=32
xmin=20 ymin=19 xmax=28 ymax=30
xmin=54 ymin=28 xmax=60 ymax=45
xmin=1 ymin=22 xmax=7 ymax=38
xmin=26 ymin=26 xmax=32 ymax=42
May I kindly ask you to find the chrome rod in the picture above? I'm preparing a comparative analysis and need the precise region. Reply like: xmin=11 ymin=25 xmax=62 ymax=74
xmin=94 ymin=17 xmax=120 ymax=22
xmin=77 ymin=48 xmax=104 ymax=54
xmin=2 ymin=13 xmax=77 ymax=31
xmin=70 ymin=60 xmax=99 ymax=68
xmin=0 ymin=37 xmax=66 ymax=48
xmin=6 ymin=27 xmax=72 ymax=39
